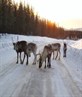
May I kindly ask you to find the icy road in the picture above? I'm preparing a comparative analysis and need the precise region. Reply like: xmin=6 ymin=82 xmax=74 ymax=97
xmin=0 ymin=57 xmax=82 ymax=97
xmin=0 ymin=35 xmax=82 ymax=97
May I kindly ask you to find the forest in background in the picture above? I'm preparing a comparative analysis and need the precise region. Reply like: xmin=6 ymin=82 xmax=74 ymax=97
xmin=0 ymin=0 xmax=82 ymax=39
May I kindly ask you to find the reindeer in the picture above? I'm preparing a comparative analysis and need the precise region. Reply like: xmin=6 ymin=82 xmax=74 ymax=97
xmin=38 ymin=43 xmax=61 ymax=68
xmin=22 ymin=42 xmax=37 ymax=65
xmin=13 ymin=41 xmax=28 ymax=64
xmin=13 ymin=41 xmax=37 ymax=65
xmin=38 ymin=44 xmax=53 ymax=68
xmin=51 ymin=43 xmax=61 ymax=60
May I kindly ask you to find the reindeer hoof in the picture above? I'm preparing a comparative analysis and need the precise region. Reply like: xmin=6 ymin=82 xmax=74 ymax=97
xmin=26 ymin=62 xmax=28 ymax=65
xmin=49 ymin=66 xmax=51 ymax=68
xmin=21 ymin=62 xmax=23 ymax=64
xmin=16 ymin=62 xmax=18 ymax=64
xmin=39 ymin=65 xmax=41 ymax=68
xmin=47 ymin=65 xmax=51 ymax=68
xmin=32 ymin=62 xmax=36 ymax=65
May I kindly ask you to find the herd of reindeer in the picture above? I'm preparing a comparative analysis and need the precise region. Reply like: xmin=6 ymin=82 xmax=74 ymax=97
xmin=13 ymin=40 xmax=61 ymax=69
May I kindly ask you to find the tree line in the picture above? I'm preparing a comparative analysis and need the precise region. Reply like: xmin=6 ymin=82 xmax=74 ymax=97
xmin=0 ymin=0 xmax=57 ymax=35
xmin=0 ymin=0 xmax=82 ymax=39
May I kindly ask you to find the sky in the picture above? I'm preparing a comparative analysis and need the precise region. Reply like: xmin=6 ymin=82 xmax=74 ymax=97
xmin=14 ymin=0 xmax=82 ymax=29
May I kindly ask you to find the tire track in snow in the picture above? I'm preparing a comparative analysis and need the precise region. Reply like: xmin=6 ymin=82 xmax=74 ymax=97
xmin=56 ymin=59 xmax=82 ymax=97
xmin=0 ymin=64 xmax=33 ymax=97
xmin=0 ymin=58 xmax=17 ymax=79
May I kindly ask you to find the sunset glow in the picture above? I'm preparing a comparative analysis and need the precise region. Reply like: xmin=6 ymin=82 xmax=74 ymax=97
xmin=14 ymin=0 xmax=82 ymax=29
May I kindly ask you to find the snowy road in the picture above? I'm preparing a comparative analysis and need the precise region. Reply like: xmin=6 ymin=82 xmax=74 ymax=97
xmin=0 ymin=58 xmax=82 ymax=97
xmin=0 ymin=35 xmax=82 ymax=97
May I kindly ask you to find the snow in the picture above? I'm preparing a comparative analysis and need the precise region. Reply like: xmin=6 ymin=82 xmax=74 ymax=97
xmin=71 ymin=39 xmax=82 ymax=49
xmin=0 ymin=34 xmax=82 ymax=97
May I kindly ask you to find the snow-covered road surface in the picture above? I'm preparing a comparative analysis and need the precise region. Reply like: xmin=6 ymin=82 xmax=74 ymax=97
xmin=0 ymin=34 xmax=82 ymax=97
xmin=0 ymin=58 xmax=82 ymax=97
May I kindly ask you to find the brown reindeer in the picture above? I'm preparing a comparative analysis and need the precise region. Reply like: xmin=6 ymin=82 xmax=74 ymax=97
xmin=38 ymin=43 xmax=61 ymax=68
xmin=38 ymin=44 xmax=53 ymax=68
xmin=51 ymin=43 xmax=61 ymax=60
xmin=22 ymin=42 xmax=37 ymax=65
xmin=13 ymin=41 xmax=28 ymax=64
xmin=13 ymin=41 xmax=37 ymax=65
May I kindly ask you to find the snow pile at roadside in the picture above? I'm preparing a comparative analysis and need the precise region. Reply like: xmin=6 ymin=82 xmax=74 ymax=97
xmin=71 ymin=39 xmax=82 ymax=49
xmin=61 ymin=39 xmax=82 ymax=91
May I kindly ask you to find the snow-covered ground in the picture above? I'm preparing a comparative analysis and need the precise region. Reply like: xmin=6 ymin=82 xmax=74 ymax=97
xmin=0 ymin=34 xmax=82 ymax=97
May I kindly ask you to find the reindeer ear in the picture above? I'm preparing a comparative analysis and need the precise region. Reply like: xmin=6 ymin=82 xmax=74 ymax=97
xmin=13 ymin=43 xmax=15 ymax=46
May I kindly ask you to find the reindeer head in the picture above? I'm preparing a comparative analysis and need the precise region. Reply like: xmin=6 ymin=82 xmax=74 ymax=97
xmin=13 ymin=42 xmax=17 ymax=50
xmin=13 ymin=41 xmax=21 ymax=51
xmin=12 ymin=36 xmax=19 ymax=51
xmin=35 ymin=53 xmax=42 ymax=68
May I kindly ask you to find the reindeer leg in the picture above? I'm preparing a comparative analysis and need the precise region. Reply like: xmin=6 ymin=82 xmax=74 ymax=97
xmin=63 ymin=49 xmax=66 ymax=57
xmin=16 ymin=52 xmax=18 ymax=64
xmin=44 ymin=58 xmax=46 ymax=68
xmin=47 ymin=54 xmax=51 ymax=68
xmin=21 ymin=53 xmax=25 ymax=64
xmin=33 ymin=51 xmax=37 ymax=65
xmin=39 ymin=64 xmax=42 ymax=68
xmin=20 ymin=52 xmax=22 ymax=64
xmin=55 ymin=51 xmax=58 ymax=60
xmin=33 ymin=53 xmax=36 ymax=65
xmin=39 ymin=60 xmax=42 ymax=68
xmin=53 ymin=51 xmax=54 ymax=60
xmin=26 ymin=54 xmax=28 ymax=65
xmin=49 ymin=58 xmax=51 ymax=68
xmin=58 ymin=51 xmax=61 ymax=60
